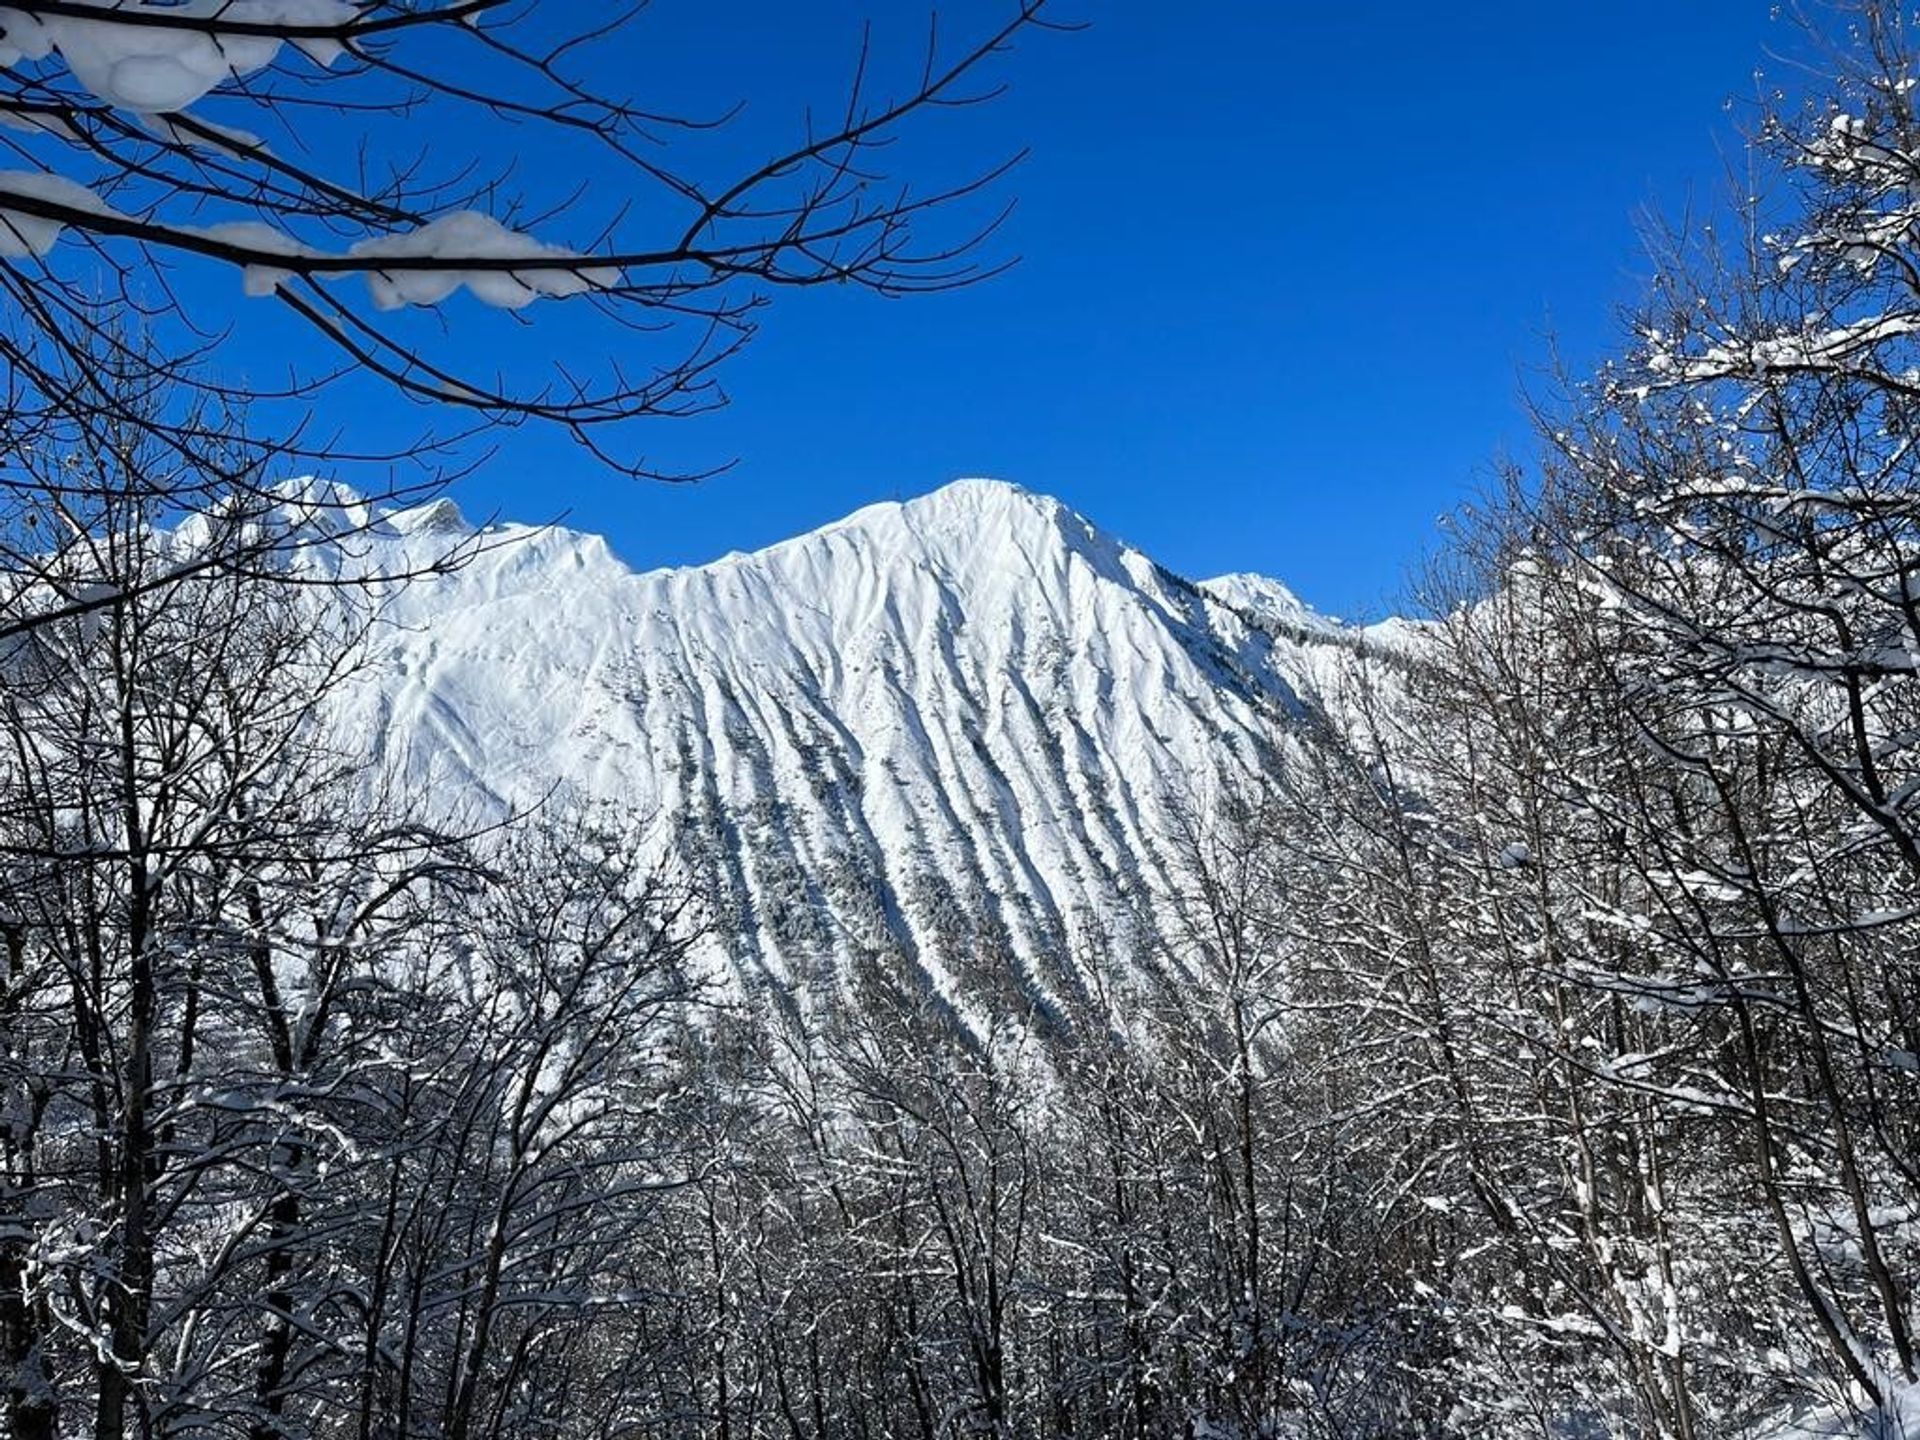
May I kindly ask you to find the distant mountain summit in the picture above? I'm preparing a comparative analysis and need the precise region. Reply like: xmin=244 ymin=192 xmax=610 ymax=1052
xmin=322 ymin=479 xmax=1379 ymax=1016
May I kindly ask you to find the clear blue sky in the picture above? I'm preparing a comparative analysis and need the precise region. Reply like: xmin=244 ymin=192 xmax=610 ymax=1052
xmin=238 ymin=4 xmax=1793 ymax=618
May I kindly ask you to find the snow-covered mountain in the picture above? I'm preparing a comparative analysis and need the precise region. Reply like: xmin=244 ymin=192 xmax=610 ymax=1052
xmin=326 ymin=478 xmax=1385 ymax=1010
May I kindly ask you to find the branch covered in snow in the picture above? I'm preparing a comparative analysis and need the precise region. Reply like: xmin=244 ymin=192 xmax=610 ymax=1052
xmin=0 ymin=0 xmax=1068 ymax=477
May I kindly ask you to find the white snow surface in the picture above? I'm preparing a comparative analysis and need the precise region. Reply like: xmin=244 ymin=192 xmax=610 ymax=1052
xmin=1198 ymin=572 xmax=1337 ymax=634
xmin=311 ymin=478 xmax=1369 ymax=1008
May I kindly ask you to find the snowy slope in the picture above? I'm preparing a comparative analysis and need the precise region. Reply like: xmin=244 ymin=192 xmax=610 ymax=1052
xmin=322 ymin=479 xmax=1374 ymax=1012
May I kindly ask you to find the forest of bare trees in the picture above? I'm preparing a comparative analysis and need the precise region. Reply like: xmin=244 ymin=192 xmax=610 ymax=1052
xmin=2 ymin=2 xmax=1919 ymax=1438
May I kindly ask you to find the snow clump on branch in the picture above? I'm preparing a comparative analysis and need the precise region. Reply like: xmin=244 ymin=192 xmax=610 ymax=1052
xmin=0 ymin=0 xmax=358 ymax=112
xmin=349 ymin=211 xmax=624 ymax=311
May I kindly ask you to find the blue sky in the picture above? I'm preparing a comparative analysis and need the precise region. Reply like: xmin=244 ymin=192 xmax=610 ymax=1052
xmin=242 ymin=4 xmax=1790 ymax=617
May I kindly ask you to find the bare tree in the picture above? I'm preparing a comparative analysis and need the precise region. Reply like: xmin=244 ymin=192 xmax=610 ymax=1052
xmin=0 ymin=1 xmax=1068 ymax=485
xmin=0 ymin=393 xmax=476 ymax=1438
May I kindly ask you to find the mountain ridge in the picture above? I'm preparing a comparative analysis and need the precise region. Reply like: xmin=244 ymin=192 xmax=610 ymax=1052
xmin=313 ymin=477 xmax=1373 ymax=1018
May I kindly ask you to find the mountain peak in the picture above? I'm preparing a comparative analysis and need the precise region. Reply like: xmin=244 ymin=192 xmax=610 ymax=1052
xmin=1200 ymin=572 xmax=1336 ymax=633
xmin=388 ymin=495 xmax=473 ymax=538
xmin=815 ymin=477 xmax=1078 ymax=550
xmin=899 ymin=475 xmax=1055 ymax=518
